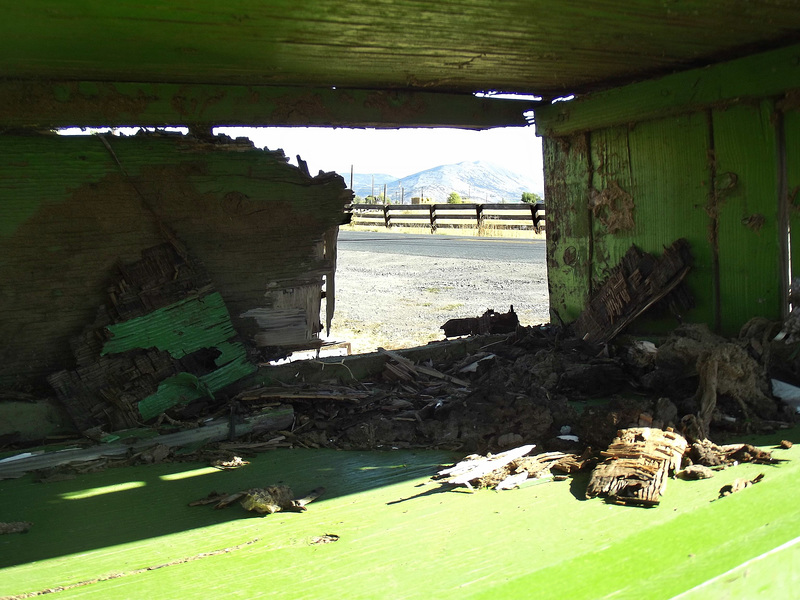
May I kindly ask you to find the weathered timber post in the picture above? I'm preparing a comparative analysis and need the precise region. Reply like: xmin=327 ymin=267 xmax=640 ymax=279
xmin=383 ymin=204 xmax=391 ymax=228
xmin=476 ymin=203 xmax=484 ymax=230
xmin=429 ymin=204 xmax=436 ymax=234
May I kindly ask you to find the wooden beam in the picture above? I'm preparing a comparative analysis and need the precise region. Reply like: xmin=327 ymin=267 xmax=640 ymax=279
xmin=535 ymin=43 xmax=800 ymax=137
xmin=0 ymin=81 xmax=534 ymax=129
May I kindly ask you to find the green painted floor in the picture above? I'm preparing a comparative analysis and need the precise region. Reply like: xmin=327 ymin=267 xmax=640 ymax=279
xmin=1 ymin=433 xmax=799 ymax=599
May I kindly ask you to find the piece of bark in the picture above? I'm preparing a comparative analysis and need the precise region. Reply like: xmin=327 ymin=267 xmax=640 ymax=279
xmin=495 ymin=471 xmax=530 ymax=490
xmin=718 ymin=473 xmax=764 ymax=498
xmin=210 ymin=485 xmax=325 ymax=514
xmin=586 ymin=427 xmax=687 ymax=506
xmin=572 ymin=239 xmax=693 ymax=344
xmin=0 ymin=522 xmax=32 ymax=535
xmin=677 ymin=464 xmax=714 ymax=480
xmin=189 ymin=491 xmax=230 ymax=506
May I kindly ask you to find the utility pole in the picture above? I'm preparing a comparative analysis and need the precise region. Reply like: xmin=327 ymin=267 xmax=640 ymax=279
xmin=371 ymin=175 xmax=374 ymax=200
xmin=384 ymin=183 xmax=388 ymax=204
xmin=350 ymin=165 xmax=353 ymax=190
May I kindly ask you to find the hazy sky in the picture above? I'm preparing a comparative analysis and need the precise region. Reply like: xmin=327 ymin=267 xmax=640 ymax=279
xmin=59 ymin=124 xmax=545 ymax=193
xmin=215 ymin=126 xmax=545 ymax=192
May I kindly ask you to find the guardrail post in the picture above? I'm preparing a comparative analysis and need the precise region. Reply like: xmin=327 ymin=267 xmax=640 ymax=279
xmin=429 ymin=204 xmax=436 ymax=233
xmin=476 ymin=203 xmax=484 ymax=230
xmin=383 ymin=204 xmax=391 ymax=228
xmin=532 ymin=202 xmax=545 ymax=233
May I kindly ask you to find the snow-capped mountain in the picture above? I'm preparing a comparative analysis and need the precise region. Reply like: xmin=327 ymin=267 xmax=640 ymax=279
xmin=340 ymin=161 xmax=541 ymax=204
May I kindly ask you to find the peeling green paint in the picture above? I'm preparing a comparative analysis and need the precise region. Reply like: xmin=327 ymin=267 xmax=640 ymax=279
xmin=102 ymin=292 xmax=235 ymax=359
xmin=101 ymin=291 xmax=256 ymax=421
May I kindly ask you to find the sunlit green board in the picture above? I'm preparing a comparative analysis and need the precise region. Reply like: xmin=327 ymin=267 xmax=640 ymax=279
xmin=1 ymin=437 xmax=798 ymax=599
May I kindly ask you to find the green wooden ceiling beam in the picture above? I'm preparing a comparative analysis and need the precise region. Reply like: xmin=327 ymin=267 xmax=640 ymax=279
xmin=535 ymin=43 xmax=800 ymax=137
xmin=3 ymin=2 xmax=800 ymax=98
xmin=0 ymin=81 xmax=534 ymax=129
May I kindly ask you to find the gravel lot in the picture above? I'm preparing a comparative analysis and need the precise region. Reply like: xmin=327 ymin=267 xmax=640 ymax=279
xmin=328 ymin=236 xmax=551 ymax=353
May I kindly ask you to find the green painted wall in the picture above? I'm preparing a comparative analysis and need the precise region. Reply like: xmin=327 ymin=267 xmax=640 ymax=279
xmin=537 ymin=46 xmax=798 ymax=335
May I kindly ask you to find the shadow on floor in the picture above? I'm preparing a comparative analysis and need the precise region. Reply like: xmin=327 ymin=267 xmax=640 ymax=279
xmin=0 ymin=447 xmax=457 ymax=569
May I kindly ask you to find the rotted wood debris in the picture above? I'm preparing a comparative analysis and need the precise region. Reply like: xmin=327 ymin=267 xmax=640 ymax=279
xmin=572 ymin=238 xmax=693 ymax=344
xmin=717 ymin=473 xmax=765 ymax=498
xmin=379 ymin=347 xmax=470 ymax=388
xmin=47 ymin=242 xmax=255 ymax=432
xmin=687 ymin=439 xmax=783 ymax=467
xmin=586 ymin=427 xmax=687 ymax=506
xmin=0 ymin=521 xmax=32 ymax=535
xmin=192 ymin=485 xmax=325 ymax=514
xmin=441 ymin=306 xmax=519 ymax=338
xmin=435 ymin=444 xmax=593 ymax=491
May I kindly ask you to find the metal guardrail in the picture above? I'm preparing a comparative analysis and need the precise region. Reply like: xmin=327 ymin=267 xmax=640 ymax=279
xmin=350 ymin=202 xmax=546 ymax=233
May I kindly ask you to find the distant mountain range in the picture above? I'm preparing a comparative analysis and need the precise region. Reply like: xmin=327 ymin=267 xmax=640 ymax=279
xmin=338 ymin=160 xmax=541 ymax=204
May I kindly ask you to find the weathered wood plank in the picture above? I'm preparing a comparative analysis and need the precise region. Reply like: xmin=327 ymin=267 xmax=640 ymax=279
xmin=713 ymin=101 xmax=782 ymax=333
xmin=589 ymin=126 xmax=636 ymax=281
xmin=785 ymin=105 xmax=800 ymax=290
xmin=0 ymin=406 xmax=294 ymax=480
xmin=543 ymin=134 xmax=592 ymax=324
xmin=3 ymin=3 xmax=800 ymax=98
xmin=610 ymin=114 xmax=715 ymax=330
xmin=536 ymin=43 xmax=800 ymax=136
xmin=0 ymin=82 xmax=533 ymax=129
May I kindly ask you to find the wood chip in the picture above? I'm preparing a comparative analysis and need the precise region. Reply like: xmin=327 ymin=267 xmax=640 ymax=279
xmin=718 ymin=473 xmax=764 ymax=498
xmin=0 ymin=521 xmax=32 ymax=535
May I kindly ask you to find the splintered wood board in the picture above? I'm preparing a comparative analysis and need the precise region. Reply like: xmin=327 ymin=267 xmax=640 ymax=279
xmin=586 ymin=427 xmax=687 ymax=505
xmin=1 ymin=438 xmax=799 ymax=600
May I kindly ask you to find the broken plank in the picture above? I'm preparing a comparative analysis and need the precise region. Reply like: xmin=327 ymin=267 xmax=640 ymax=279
xmin=237 ymin=388 xmax=369 ymax=402
xmin=379 ymin=348 xmax=470 ymax=388
xmin=0 ymin=406 xmax=293 ymax=480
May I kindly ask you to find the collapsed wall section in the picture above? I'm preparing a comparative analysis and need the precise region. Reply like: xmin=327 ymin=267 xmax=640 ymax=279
xmin=0 ymin=132 xmax=351 ymax=405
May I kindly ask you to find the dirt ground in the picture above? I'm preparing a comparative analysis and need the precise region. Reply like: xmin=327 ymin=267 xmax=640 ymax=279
xmin=327 ymin=236 xmax=550 ymax=353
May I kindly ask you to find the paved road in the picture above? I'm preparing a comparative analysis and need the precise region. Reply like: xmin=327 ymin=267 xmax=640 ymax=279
xmin=338 ymin=230 xmax=546 ymax=263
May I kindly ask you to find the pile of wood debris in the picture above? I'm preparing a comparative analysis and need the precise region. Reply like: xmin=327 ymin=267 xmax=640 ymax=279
xmin=430 ymin=427 xmax=786 ymax=507
xmin=234 ymin=318 xmax=797 ymax=456
xmin=3 ymin=317 xmax=798 ymax=478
